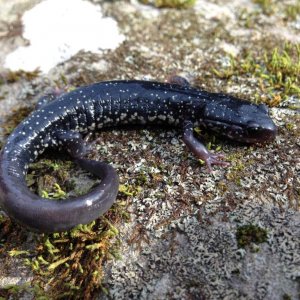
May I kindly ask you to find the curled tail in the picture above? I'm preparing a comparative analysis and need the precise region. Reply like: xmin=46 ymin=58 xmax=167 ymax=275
xmin=0 ymin=150 xmax=119 ymax=233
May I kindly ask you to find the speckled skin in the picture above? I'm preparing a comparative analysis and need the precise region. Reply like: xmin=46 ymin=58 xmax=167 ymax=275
xmin=0 ymin=80 xmax=277 ymax=232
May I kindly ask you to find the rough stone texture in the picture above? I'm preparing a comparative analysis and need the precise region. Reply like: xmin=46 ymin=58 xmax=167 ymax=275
xmin=104 ymin=200 xmax=300 ymax=299
xmin=0 ymin=0 xmax=299 ymax=299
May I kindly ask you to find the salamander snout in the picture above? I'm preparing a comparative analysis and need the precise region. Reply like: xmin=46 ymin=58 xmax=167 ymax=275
xmin=246 ymin=119 xmax=277 ymax=143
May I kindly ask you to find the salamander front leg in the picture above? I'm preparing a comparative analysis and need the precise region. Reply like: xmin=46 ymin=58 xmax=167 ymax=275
xmin=183 ymin=121 xmax=229 ymax=172
xmin=167 ymin=74 xmax=191 ymax=87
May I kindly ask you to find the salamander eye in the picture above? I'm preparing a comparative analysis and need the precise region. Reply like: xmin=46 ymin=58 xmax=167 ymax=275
xmin=247 ymin=121 xmax=260 ymax=130
xmin=258 ymin=103 xmax=268 ymax=114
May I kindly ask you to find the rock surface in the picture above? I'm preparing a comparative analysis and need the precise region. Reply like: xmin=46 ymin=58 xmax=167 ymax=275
xmin=0 ymin=0 xmax=299 ymax=299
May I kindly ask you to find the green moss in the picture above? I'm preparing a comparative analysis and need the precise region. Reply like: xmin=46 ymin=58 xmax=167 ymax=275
xmin=136 ymin=172 xmax=148 ymax=185
xmin=0 ymin=283 xmax=31 ymax=299
xmin=32 ymin=208 xmax=128 ymax=298
xmin=236 ymin=224 xmax=268 ymax=248
xmin=1 ymin=157 xmax=125 ymax=297
xmin=231 ymin=268 xmax=240 ymax=275
xmin=238 ymin=9 xmax=261 ymax=29
xmin=285 ymin=3 xmax=300 ymax=21
xmin=26 ymin=159 xmax=74 ymax=199
xmin=1 ymin=106 xmax=32 ymax=136
xmin=0 ymin=283 xmax=49 ymax=299
xmin=0 ymin=69 xmax=40 ymax=85
xmin=6 ymin=152 xmax=131 ymax=298
xmin=139 ymin=0 xmax=196 ymax=8
xmin=8 ymin=249 xmax=30 ymax=257
xmin=213 ymin=43 xmax=300 ymax=105
xmin=282 ymin=294 xmax=292 ymax=300
xmin=1 ymin=200 xmax=129 ymax=299
xmin=252 ymin=0 xmax=274 ymax=15
xmin=264 ymin=45 xmax=300 ymax=97
xmin=285 ymin=123 xmax=295 ymax=131
xmin=119 ymin=184 xmax=142 ymax=196
xmin=40 ymin=183 xmax=67 ymax=200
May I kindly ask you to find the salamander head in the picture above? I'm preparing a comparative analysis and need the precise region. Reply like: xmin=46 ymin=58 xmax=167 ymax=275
xmin=200 ymin=100 xmax=277 ymax=144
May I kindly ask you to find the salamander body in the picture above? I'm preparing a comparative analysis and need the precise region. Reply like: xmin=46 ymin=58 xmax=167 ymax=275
xmin=0 ymin=80 xmax=277 ymax=232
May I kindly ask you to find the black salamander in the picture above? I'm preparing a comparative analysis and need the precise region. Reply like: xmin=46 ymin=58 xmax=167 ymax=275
xmin=0 ymin=80 xmax=277 ymax=232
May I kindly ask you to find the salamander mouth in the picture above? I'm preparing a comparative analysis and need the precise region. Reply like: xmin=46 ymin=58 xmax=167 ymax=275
xmin=244 ymin=123 xmax=277 ymax=143
xmin=202 ymin=119 xmax=277 ymax=144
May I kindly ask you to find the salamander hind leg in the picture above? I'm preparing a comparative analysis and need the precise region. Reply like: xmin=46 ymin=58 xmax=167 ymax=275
xmin=54 ymin=130 xmax=91 ymax=158
xmin=50 ymin=129 xmax=119 ymax=232
xmin=54 ymin=130 xmax=115 ymax=179
xmin=183 ymin=121 xmax=229 ymax=172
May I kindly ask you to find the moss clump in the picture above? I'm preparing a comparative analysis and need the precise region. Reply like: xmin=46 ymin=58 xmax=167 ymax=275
xmin=26 ymin=159 xmax=74 ymax=199
xmin=264 ymin=45 xmax=300 ymax=97
xmin=284 ymin=3 xmax=300 ymax=21
xmin=1 ymin=200 xmax=130 ymax=299
xmin=119 ymin=183 xmax=142 ymax=196
xmin=27 ymin=205 xmax=129 ymax=299
xmin=1 ymin=107 xmax=32 ymax=136
xmin=252 ymin=0 xmax=274 ymax=15
xmin=139 ymin=0 xmax=196 ymax=9
xmin=213 ymin=43 xmax=300 ymax=105
xmin=10 ymin=156 xmax=125 ymax=297
xmin=0 ymin=69 xmax=40 ymax=85
xmin=0 ymin=283 xmax=47 ymax=300
xmin=236 ymin=224 xmax=268 ymax=248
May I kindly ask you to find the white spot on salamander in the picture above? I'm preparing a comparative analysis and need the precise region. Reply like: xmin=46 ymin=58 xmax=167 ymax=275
xmin=158 ymin=115 xmax=167 ymax=121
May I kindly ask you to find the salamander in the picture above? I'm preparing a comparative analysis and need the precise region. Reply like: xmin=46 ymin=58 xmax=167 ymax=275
xmin=0 ymin=79 xmax=277 ymax=233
